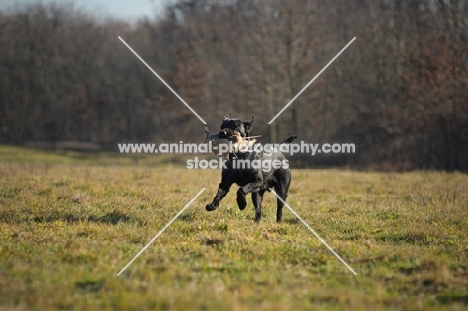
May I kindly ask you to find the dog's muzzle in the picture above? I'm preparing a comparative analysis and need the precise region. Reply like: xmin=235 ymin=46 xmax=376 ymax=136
xmin=204 ymin=134 xmax=229 ymax=156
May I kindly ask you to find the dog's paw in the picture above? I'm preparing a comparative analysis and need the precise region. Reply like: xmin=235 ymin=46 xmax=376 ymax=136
xmin=236 ymin=189 xmax=247 ymax=210
xmin=205 ymin=203 xmax=218 ymax=211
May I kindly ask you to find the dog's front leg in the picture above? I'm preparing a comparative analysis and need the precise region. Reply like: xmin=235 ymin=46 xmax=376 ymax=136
xmin=206 ymin=182 xmax=232 ymax=211
xmin=236 ymin=180 xmax=263 ymax=211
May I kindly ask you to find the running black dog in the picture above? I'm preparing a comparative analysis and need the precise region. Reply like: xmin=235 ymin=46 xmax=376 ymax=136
xmin=205 ymin=115 xmax=296 ymax=222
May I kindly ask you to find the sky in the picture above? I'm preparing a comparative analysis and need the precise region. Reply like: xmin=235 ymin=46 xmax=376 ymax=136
xmin=0 ymin=0 xmax=174 ymax=22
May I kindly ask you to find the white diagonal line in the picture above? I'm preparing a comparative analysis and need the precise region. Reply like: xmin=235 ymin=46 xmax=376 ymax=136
xmin=268 ymin=37 xmax=356 ymax=124
xmin=118 ymin=36 xmax=207 ymax=125
xmin=117 ymin=188 xmax=206 ymax=276
xmin=270 ymin=189 xmax=357 ymax=275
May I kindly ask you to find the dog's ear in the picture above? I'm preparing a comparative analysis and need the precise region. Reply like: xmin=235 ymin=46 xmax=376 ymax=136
xmin=224 ymin=114 xmax=230 ymax=120
xmin=243 ymin=116 xmax=255 ymax=134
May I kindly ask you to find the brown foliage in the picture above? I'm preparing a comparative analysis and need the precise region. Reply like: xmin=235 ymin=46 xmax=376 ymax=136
xmin=0 ymin=0 xmax=466 ymax=170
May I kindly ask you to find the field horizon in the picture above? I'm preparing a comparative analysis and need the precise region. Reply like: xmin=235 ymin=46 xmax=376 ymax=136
xmin=0 ymin=145 xmax=467 ymax=310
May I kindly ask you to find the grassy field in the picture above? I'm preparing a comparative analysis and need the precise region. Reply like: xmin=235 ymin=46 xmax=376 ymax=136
xmin=0 ymin=145 xmax=467 ymax=310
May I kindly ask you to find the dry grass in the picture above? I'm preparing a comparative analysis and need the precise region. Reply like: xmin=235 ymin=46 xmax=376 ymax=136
xmin=0 ymin=146 xmax=467 ymax=310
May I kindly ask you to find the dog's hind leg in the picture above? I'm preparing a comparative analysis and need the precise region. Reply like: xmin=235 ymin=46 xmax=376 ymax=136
xmin=273 ymin=169 xmax=291 ymax=223
xmin=273 ymin=185 xmax=288 ymax=223
xmin=251 ymin=190 xmax=265 ymax=222
xmin=275 ymin=190 xmax=286 ymax=223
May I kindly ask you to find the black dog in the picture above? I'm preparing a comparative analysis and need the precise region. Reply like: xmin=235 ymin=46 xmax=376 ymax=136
xmin=205 ymin=115 xmax=296 ymax=222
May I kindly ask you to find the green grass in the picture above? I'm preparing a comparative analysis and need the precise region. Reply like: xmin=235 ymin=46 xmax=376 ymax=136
xmin=0 ymin=145 xmax=467 ymax=310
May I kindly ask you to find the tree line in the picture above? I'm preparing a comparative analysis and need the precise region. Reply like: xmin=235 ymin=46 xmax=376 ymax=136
xmin=0 ymin=0 xmax=466 ymax=171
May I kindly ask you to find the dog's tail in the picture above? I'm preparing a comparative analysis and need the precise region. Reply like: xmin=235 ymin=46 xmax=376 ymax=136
xmin=281 ymin=135 xmax=297 ymax=144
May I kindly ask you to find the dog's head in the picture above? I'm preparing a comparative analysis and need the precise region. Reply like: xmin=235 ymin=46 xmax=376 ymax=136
xmin=219 ymin=115 xmax=254 ymax=139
